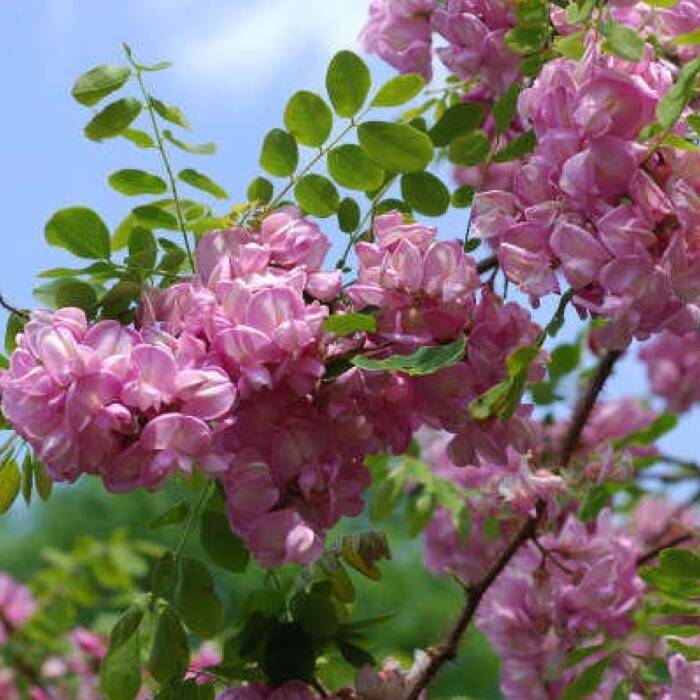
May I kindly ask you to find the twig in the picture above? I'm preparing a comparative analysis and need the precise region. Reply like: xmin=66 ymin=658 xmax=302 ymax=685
xmin=637 ymin=533 xmax=695 ymax=567
xmin=476 ymin=255 xmax=497 ymax=275
xmin=558 ymin=350 xmax=623 ymax=468
xmin=407 ymin=351 xmax=623 ymax=699
xmin=0 ymin=293 xmax=29 ymax=320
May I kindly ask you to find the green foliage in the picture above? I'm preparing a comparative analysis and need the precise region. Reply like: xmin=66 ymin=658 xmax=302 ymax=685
xmin=400 ymin=171 xmax=450 ymax=216
xmin=45 ymin=207 xmax=111 ymax=260
xmin=109 ymin=169 xmax=168 ymax=196
xmin=175 ymin=557 xmax=224 ymax=638
xmin=428 ymin=103 xmax=484 ymax=147
xmin=149 ymin=606 xmax=190 ymax=683
xmin=337 ymin=197 xmax=361 ymax=233
xmin=352 ymin=334 xmax=466 ymax=376
xmin=448 ymin=131 xmax=490 ymax=166
xmin=561 ymin=656 xmax=614 ymax=700
xmin=657 ymin=56 xmax=700 ymax=129
xmin=493 ymin=83 xmax=521 ymax=135
xmin=326 ymin=51 xmax=371 ymax=118
xmin=178 ymin=168 xmax=229 ymax=200
xmin=493 ymin=129 xmax=537 ymax=163
xmin=284 ymin=91 xmax=333 ymax=147
xmin=72 ymin=65 xmax=131 ymax=106
xmin=372 ymin=73 xmax=424 ymax=107
xmin=101 ymin=605 xmax=144 ymax=700
xmin=163 ymin=130 xmax=217 ymax=155
xmin=200 ymin=509 xmax=250 ymax=572
xmin=358 ymin=121 xmax=434 ymax=173
xmin=85 ymin=98 xmax=142 ymax=141
xmin=0 ymin=460 xmax=20 ymax=514
xmin=149 ymin=96 xmax=190 ymax=129
xmin=327 ymin=144 xmax=384 ymax=191
xmin=324 ymin=312 xmax=377 ymax=336
xmin=260 ymin=128 xmax=299 ymax=177
xmin=602 ymin=21 xmax=645 ymax=62
xmin=247 ymin=176 xmax=274 ymax=204
xmin=294 ymin=174 xmax=340 ymax=217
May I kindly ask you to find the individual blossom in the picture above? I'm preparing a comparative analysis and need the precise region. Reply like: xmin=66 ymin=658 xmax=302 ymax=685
xmin=660 ymin=654 xmax=700 ymax=699
xmin=0 ymin=572 xmax=36 ymax=643
xmin=640 ymin=331 xmax=700 ymax=412
xmin=359 ymin=0 xmax=435 ymax=80
xmin=217 ymin=681 xmax=319 ymax=700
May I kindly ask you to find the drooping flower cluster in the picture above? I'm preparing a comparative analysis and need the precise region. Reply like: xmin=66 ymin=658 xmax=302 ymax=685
xmin=640 ymin=331 xmax=700 ymax=412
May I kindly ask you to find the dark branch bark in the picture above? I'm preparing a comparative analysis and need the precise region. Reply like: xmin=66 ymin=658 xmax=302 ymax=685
xmin=637 ymin=533 xmax=695 ymax=567
xmin=476 ymin=255 xmax=497 ymax=275
xmin=407 ymin=351 xmax=624 ymax=699
xmin=558 ymin=350 xmax=623 ymax=468
xmin=0 ymin=292 xmax=29 ymax=320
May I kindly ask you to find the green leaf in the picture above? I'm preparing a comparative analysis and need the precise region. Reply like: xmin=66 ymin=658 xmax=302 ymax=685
xmin=337 ymin=197 xmax=361 ymax=233
xmin=151 ymin=551 xmax=175 ymax=598
xmin=370 ymin=470 xmax=408 ymax=521
xmin=318 ymin=555 xmax=355 ymax=604
xmin=614 ymin=413 xmax=678 ymax=449
xmin=561 ymin=656 xmax=614 ymax=700
xmin=100 ymin=605 xmax=143 ymax=700
xmin=429 ymin=103 xmax=484 ymax=147
xmin=295 ymin=592 xmax=340 ymax=639
xmin=667 ymin=639 xmax=700 ymax=661
xmin=247 ymin=177 xmax=273 ymax=205
xmin=675 ymin=28 xmax=700 ymax=45
xmin=294 ymin=174 xmax=340 ymax=218
xmin=108 ymin=169 xmax=167 ymax=196
xmin=407 ymin=491 xmax=435 ymax=537
xmin=34 ymin=462 xmax=53 ymax=502
xmin=549 ymin=342 xmax=582 ymax=380
xmin=163 ymin=130 xmax=216 ymax=155
xmin=515 ymin=0 xmax=549 ymax=26
xmin=121 ymin=128 xmax=156 ymax=149
xmin=178 ymin=169 xmax=228 ymax=200
xmin=132 ymin=205 xmax=179 ymax=231
xmin=336 ymin=639 xmax=375 ymax=668
xmin=4 ymin=313 xmax=27 ymax=355
xmin=400 ymin=171 xmax=450 ymax=216
xmin=659 ymin=548 xmax=700 ymax=578
xmin=175 ymin=557 xmax=224 ymax=638
xmin=260 ymin=129 xmax=299 ymax=177
xmin=554 ymin=31 xmax=586 ymax=60
xmin=0 ymin=461 xmax=20 ymax=514
xmin=505 ymin=25 xmax=548 ymax=54
xmin=451 ymin=185 xmax=475 ymax=208
xmin=149 ymin=96 xmax=190 ymax=129
xmin=448 ymin=131 xmax=491 ymax=166
xmin=45 ymin=207 xmax=111 ymax=260
xmin=493 ymin=84 xmax=521 ymax=135
xmin=566 ymin=642 xmax=611 ymax=669
xmin=566 ymin=0 xmax=596 ymax=23
xmin=579 ymin=484 xmax=613 ymax=522
xmin=262 ymin=623 xmax=316 ymax=685
xmin=149 ymin=501 xmax=189 ymax=530
xmin=54 ymin=279 xmax=98 ymax=312
xmin=21 ymin=458 xmax=32 ymax=506
xmin=662 ymin=134 xmax=700 ymax=151
xmin=657 ymin=56 xmax=700 ymax=129
xmin=100 ymin=281 xmax=142 ymax=319
xmin=127 ymin=227 xmax=157 ymax=271
xmin=602 ymin=21 xmax=645 ymax=62
xmin=283 ymin=91 xmax=333 ymax=147
xmin=84 ymin=98 xmax=142 ymax=141
xmin=324 ymin=313 xmax=376 ymax=336
xmin=72 ymin=65 xmax=131 ymax=107
xmin=200 ymin=510 xmax=249 ymax=572
xmin=353 ymin=334 xmax=465 ymax=376
xmin=493 ymin=129 xmax=537 ymax=163
xmin=326 ymin=50 xmax=371 ymax=117
xmin=338 ymin=531 xmax=391 ymax=580
xmin=149 ymin=607 xmax=189 ymax=684
xmin=372 ymin=73 xmax=424 ymax=107
xmin=642 ymin=0 xmax=678 ymax=6
xmin=327 ymin=144 xmax=384 ymax=191
xmin=358 ymin=121 xmax=434 ymax=173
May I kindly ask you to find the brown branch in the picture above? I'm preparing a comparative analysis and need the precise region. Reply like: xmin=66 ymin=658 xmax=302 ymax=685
xmin=558 ymin=350 xmax=623 ymax=468
xmin=408 ymin=351 xmax=624 ymax=699
xmin=406 ymin=504 xmax=543 ymax=700
xmin=637 ymin=533 xmax=695 ymax=567
xmin=0 ymin=292 xmax=29 ymax=320
xmin=477 ymin=255 xmax=497 ymax=275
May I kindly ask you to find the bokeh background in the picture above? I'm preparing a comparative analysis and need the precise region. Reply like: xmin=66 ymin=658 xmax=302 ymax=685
xmin=1 ymin=2 xmax=698 ymax=697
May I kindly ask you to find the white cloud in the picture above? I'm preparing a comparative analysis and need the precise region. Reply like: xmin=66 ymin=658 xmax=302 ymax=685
xmin=171 ymin=0 xmax=368 ymax=98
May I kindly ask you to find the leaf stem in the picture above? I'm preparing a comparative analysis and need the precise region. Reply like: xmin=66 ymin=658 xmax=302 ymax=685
xmin=0 ymin=292 xmax=29 ymax=320
xmin=124 ymin=46 xmax=195 ymax=271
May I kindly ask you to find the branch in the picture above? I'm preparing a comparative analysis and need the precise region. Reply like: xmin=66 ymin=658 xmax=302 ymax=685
xmin=637 ymin=533 xmax=695 ymax=567
xmin=408 ymin=351 xmax=624 ymax=699
xmin=558 ymin=350 xmax=623 ymax=468
xmin=476 ymin=255 xmax=497 ymax=275
xmin=0 ymin=292 xmax=29 ymax=320
xmin=407 ymin=503 xmax=543 ymax=700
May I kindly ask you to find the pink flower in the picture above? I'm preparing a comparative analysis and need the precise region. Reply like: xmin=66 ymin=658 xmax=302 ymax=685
xmin=0 ymin=573 xmax=36 ymax=642
xmin=359 ymin=0 xmax=435 ymax=80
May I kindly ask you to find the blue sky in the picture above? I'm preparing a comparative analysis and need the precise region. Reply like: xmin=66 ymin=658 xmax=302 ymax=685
xmin=0 ymin=0 xmax=697 ymax=482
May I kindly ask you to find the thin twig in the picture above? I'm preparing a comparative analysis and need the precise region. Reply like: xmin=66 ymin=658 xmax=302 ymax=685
xmin=408 ymin=351 xmax=623 ymax=699
xmin=476 ymin=255 xmax=497 ymax=275
xmin=637 ymin=533 xmax=695 ymax=567
xmin=0 ymin=293 xmax=29 ymax=320
xmin=558 ymin=350 xmax=623 ymax=469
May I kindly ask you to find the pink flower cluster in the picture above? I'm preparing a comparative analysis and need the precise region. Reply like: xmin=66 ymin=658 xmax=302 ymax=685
xmin=471 ymin=37 xmax=700 ymax=348
xmin=0 ymin=572 xmax=36 ymax=643
xmin=477 ymin=513 xmax=644 ymax=699
xmin=640 ymin=331 xmax=700 ymax=412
